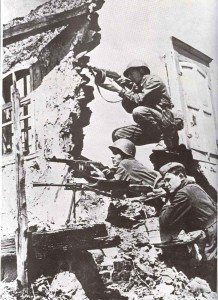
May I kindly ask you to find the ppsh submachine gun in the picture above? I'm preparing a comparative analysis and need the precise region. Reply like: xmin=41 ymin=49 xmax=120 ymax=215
xmin=87 ymin=65 xmax=142 ymax=93
xmin=46 ymin=156 xmax=115 ymax=180
xmin=74 ymin=53 xmax=142 ymax=98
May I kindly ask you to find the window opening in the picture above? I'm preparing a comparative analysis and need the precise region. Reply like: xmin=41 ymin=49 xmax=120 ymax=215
xmin=2 ymin=69 xmax=33 ymax=156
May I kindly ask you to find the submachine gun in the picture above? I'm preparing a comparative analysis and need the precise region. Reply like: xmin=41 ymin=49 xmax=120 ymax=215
xmin=46 ymin=156 xmax=115 ymax=180
xmin=87 ymin=65 xmax=142 ymax=93
xmin=74 ymin=53 xmax=140 ymax=92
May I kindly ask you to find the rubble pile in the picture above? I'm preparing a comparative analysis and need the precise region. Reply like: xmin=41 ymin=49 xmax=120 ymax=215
xmin=1 ymin=194 xmax=217 ymax=299
xmin=106 ymin=198 xmax=156 ymax=229
xmin=86 ymin=197 xmax=217 ymax=299
xmin=0 ymin=281 xmax=27 ymax=300
xmin=95 ymin=231 xmax=217 ymax=299
xmin=0 ymin=273 xmax=88 ymax=300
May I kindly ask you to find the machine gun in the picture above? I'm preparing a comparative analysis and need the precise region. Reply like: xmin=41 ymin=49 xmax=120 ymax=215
xmin=33 ymin=180 xmax=141 ymax=197
xmin=33 ymin=181 xmax=113 ymax=225
xmin=33 ymin=181 xmax=112 ymax=196
xmin=88 ymin=65 xmax=141 ymax=92
xmin=33 ymin=180 xmax=165 ymax=224
xmin=33 ymin=179 xmax=163 ymax=199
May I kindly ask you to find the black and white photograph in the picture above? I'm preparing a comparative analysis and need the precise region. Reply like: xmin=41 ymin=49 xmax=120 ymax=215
xmin=1 ymin=0 xmax=217 ymax=299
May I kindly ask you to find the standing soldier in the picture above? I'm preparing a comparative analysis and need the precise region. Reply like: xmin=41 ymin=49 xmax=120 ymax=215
xmin=100 ymin=60 xmax=182 ymax=151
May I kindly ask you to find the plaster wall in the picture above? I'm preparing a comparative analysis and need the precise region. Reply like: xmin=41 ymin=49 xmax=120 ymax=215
xmin=2 ymin=56 xmax=109 ymax=235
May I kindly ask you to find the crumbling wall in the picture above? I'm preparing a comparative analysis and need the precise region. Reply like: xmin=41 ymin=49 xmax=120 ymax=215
xmin=2 ymin=0 xmax=105 ymax=235
xmin=3 ymin=0 xmax=101 ymax=30
xmin=3 ymin=27 xmax=66 ymax=74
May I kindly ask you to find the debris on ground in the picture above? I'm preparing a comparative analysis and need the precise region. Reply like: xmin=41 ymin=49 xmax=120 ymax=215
xmin=1 ymin=194 xmax=217 ymax=300
xmin=0 ymin=273 xmax=88 ymax=300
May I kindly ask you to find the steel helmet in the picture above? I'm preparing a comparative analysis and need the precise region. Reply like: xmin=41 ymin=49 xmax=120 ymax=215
xmin=109 ymin=139 xmax=136 ymax=157
xmin=159 ymin=162 xmax=185 ymax=177
xmin=123 ymin=60 xmax=150 ymax=77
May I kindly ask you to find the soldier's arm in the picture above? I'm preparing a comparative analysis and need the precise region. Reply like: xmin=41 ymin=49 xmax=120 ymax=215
xmin=119 ymin=76 xmax=162 ymax=105
xmin=159 ymin=190 xmax=191 ymax=230
xmin=113 ymin=164 xmax=128 ymax=181
xmin=121 ymin=96 xmax=138 ymax=113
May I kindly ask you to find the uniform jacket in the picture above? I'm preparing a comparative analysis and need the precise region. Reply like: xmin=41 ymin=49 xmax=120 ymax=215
xmin=159 ymin=180 xmax=217 ymax=260
xmin=121 ymin=74 xmax=173 ymax=113
xmin=114 ymin=157 xmax=157 ymax=186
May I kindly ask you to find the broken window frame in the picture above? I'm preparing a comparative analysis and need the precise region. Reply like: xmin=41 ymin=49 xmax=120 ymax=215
xmin=2 ymin=69 xmax=36 ymax=159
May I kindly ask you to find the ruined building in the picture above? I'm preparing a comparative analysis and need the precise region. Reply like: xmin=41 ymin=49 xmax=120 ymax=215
xmin=2 ymin=0 xmax=217 ymax=235
xmin=1 ymin=0 xmax=217 ymax=298
xmin=2 ymin=0 xmax=106 ymax=234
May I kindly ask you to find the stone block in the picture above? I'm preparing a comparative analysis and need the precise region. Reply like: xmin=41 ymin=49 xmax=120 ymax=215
xmin=112 ymin=259 xmax=132 ymax=282
xmin=99 ymin=270 xmax=111 ymax=285
xmin=111 ymin=269 xmax=131 ymax=282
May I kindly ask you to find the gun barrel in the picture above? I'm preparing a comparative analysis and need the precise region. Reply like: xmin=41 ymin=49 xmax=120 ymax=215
xmin=90 ymin=66 xmax=120 ymax=80
xmin=89 ymin=66 xmax=134 ymax=90
xmin=32 ymin=182 xmax=113 ymax=197
xmin=129 ymin=184 xmax=153 ymax=193
xmin=33 ymin=182 xmax=76 ymax=188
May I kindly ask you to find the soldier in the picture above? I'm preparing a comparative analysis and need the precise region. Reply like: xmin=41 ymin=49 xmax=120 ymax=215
xmin=158 ymin=162 xmax=217 ymax=289
xmin=91 ymin=138 xmax=157 ymax=186
xmin=100 ymin=60 xmax=182 ymax=151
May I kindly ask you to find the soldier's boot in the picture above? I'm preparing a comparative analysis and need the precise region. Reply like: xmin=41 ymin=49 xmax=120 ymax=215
xmin=153 ymin=132 xmax=179 ymax=152
xmin=152 ymin=138 xmax=168 ymax=151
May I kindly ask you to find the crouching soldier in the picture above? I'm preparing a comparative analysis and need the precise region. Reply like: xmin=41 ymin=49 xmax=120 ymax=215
xmin=91 ymin=138 xmax=157 ymax=186
xmin=159 ymin=162 xmax=217 ymax=290
xmin=99 ymin=60 xmax=183 ymax=151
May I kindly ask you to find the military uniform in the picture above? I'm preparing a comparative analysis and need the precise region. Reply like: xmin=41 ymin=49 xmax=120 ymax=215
xmin=159 ymin=179 xmax=217 ymax=261
xmin=112 ymin=74 xmax=178 ymax=149
xmin=114 ymin=157 xmax=157 ymax=186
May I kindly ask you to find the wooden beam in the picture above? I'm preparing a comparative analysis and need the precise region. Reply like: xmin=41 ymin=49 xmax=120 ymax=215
xmin=12 ymin=75 xmax=29 ymax=289
xmin=32 ymin=235 xmax=121 ymax=259
xmin=2 ymin=224 xmax=108 ymax=257
xmin=3 ymin=5 xmax=88 ymax=46
xmin=1 ymin=237 xmax=16 ymax=258
xmin=1 ymin=225 xmax=120 ymax=259
xmin=171 ymin=36 xmax=213 ymax=65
